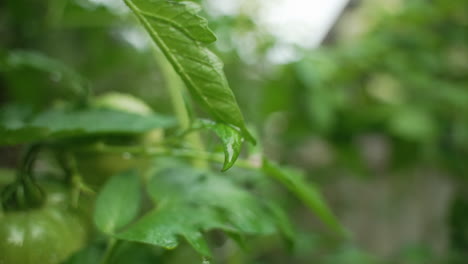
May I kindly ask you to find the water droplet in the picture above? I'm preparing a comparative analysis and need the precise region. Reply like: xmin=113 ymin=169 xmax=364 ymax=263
xmin=161 ymin=237 xmax=178 ymax=249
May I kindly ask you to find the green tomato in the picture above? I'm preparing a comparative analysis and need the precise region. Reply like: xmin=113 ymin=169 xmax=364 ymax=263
xmin=74 ymin=151 xmax=147 ymax=188
xmin=0 ymin=182 xmax=88 ymax=264
xmin=75 ymin=92 xmax=161 ymax=189
xmin=91 ymin=92 xmax=154 ymax=115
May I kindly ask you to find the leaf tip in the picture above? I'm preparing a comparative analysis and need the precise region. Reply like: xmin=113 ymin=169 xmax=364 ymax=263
xmin=221 ymin=153 xmax=237 ymax=172
xmin=220 ymin=164 xmax=231 ymax=172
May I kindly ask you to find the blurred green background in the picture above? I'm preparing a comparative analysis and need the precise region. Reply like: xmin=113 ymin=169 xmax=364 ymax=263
xmin=1 ymin=0 xmax=468 ymax=263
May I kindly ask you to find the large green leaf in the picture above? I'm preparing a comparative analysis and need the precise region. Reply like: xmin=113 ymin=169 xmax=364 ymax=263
xmin=262 ymin=159 xmax=347 ymax=237
xmin=0 ymin=106 xmax=177 ymax=145
xmin=30 ymin=109 xmax=174 ymax=135
xmin=94 ymin=170 xmax=142 ymax=234
xmin=117 ymin=166 xmax=279 ymax=256
xmin=149 ymin=167 xmax=276 ymax=234
xmin=123 ymin=0 xmax=255 ymax=143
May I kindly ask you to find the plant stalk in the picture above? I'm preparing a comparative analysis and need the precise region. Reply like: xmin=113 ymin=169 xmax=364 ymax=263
xmin=99 ymin=238 xmax=118 ymax=264
xmin=153 ymin=49 xmax=208 ymax=168
xmin=75 ymin=143 xmax=257 ymax=170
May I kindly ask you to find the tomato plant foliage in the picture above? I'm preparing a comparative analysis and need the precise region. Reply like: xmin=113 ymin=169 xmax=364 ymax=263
xmin=123 ymin=0 xmax=255 ymax=144
xmin=0 ymin=0 xmax=342 ymax=263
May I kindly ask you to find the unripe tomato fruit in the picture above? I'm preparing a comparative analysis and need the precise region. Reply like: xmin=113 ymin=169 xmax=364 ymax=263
xmin=75 ymin=92 xmax=162 ymax=189
xmin=0 ymin=183 xmax=87 ymax=264
xmin=91 ymin=92 xmax=154 ymax=115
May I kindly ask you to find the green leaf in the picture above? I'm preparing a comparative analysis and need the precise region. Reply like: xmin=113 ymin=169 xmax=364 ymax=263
xmin=193 ymin=119 xmax=243 ymax=171
xmin=30 ymin=109 xmax=174 ymax=135
xmin=0 ymin=107 xmax=177 ymax=145
xmin=0 ymin=127 xmax=47 ymax=146
xmin=266 ymin=202 xmax=296 ymax=246
xmin=117 ymin=206 xmax=215 ymax=257
xmin=1 ymin=50 xmax=89 ymax=98
xmin=123 ymin=0 xmax=255 ymax=143
xmin=109 ymin=241 xmax=165 ymax=264
xmin=94 ymin=170 xmax=141 ymax=233
xmin=64 ymin=245 xmax=103 ymax=264
xmin=262 ymin=159 xmax=347 ymax=237
xmin=0 ymin=104 xmax=49 ymax=145
xmin=148 ymin=167 xmax=276 ymax=234
xmin=117 ymin=166 xmax=277 ymax=256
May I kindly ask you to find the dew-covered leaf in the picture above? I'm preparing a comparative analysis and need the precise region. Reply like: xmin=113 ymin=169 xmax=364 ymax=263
xmin=117 ymin=205 xmax=216 ymax=257
xmin=147 ymin=167 xmax=276 ymax=234
xmin=117 ymin=166 xmax=278 ymax=256
xmin=123 ymin=0 xmax=255 ymax=143
xmin=94 ymin=170 xmax=142 ymax=234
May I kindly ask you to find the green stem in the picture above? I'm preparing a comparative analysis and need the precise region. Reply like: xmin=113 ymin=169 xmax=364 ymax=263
xmin=20 ymin=144 xmax=42 ymax=176
xmin=75 ymin=143 xmax=257 ymax=170
xmin=154 ymin=50 xmax=190 ymax=130
xmin=153 ymin=49 xmax=208 ymax=168
xmin=99 ymin=238 xmax=118 ymax=264
xmin=61 ymin=153 xmax=95 ymax=207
